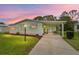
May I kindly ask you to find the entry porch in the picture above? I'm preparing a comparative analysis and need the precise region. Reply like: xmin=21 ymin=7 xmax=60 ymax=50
xmin=41 ymin=21 xmax=66 ymax=37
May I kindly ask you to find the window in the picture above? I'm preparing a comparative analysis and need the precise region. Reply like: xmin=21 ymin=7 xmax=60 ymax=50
xmin=10 ymin=27 xmax=16 ymax=30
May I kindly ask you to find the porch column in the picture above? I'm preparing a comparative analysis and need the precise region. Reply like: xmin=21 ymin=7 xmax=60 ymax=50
xmin=61 ymin=23 xmax=64 ymax=37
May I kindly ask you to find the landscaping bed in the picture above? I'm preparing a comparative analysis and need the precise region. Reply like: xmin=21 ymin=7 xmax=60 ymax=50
xmin=0 ymin=33 xmax=40 ymax=55
xmin=64 ymin=32 xmax=79 ymax=50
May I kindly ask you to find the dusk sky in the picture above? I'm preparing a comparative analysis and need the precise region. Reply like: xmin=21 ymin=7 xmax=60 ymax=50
xmin=0 ymin=4 xmax=79 ymax=24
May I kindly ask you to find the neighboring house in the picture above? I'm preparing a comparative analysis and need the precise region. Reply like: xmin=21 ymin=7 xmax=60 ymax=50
xmin=0 ymin=22 xmax=7 ymax=33
xmin=74 ymin=22 xmax=79 ymax=32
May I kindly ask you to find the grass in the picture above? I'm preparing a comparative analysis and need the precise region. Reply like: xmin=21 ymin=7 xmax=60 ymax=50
xmin=0 ymin=33 xmax=39 ymax=55
xmin=64 ymin=32 xmax=79 ymax=50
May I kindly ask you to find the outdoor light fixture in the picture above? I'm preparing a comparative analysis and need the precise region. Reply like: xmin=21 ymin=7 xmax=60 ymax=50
xmin=24 ymin=24 xmax=28 ymax=42
xmin=24 ymin=24 xmax=28 ymax=28
xmin=43 ymin=25 xmax=46 ymax=28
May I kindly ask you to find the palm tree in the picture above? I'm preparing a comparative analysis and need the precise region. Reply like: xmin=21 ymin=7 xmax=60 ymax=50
xmin=60 ymin=10 xmax=79 ymax=21
xmin=60 ymin=11 xmax=69 ymax=17
xmin=69 ymin=10 xmax=77 ymax=20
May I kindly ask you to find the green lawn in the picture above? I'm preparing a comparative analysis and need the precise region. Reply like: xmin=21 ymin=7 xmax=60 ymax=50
xmin=64 ymin=32 xmax=79 ymax=50
xmin=0 ymin=33 xmax=39 ymax=55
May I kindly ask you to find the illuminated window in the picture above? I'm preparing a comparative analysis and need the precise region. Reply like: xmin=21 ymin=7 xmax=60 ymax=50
xmin=10 ymin=27 xmax=16 ymax=30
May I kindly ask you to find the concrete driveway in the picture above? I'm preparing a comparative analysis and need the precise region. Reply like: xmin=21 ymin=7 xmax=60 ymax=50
xmin=29 ymin=33 xmax=79 ymax=55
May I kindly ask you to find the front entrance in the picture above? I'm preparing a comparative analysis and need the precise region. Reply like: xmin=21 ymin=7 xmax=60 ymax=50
xmin=42 ymin=21 xmax=66 ymax=37
xmin=43 ymin=24 xmax=48 ymax=34
xmin=43 ymin=24 xmax=57 ymax=34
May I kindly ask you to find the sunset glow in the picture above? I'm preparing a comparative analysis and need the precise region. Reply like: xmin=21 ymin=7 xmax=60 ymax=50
xmin=0 ymin=4 xmax=79 ymax=24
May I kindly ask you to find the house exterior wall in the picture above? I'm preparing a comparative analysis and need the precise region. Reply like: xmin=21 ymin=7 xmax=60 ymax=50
xmin=0 ymin=24 xmax=7 ymax=33
xmin=48 ymin=25 xmax=56 ymax=33
xmin=74 ymin=23 xmax=79 ymax=32
xmin=9 ymin=20 xmax=43 ymax=36
xmin=0 ymin=26 xmax=5 ymax=32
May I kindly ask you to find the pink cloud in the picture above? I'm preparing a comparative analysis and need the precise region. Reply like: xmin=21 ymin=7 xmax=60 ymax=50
xmin=2 ymin=4 xmax=79 ymax=24
xmin=44 ymin=4 xmax=79 ymax=16
xmin=6 ymin=15 xmax=36 ymax=24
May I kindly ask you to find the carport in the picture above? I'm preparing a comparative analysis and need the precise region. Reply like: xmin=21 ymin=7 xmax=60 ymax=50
xmin=41 ymin=21 xmax=66 ymax=37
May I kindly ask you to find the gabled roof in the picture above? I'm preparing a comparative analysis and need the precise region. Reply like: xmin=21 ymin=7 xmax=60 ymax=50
xmin=0 ymin=22 xmax=5 ymax=24
xmin=9 ymin=19 xmax=42 ymax=26
xmin=0 ymin=22 xmax=8 ymax=27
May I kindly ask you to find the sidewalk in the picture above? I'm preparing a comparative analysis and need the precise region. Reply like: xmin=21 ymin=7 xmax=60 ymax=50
xmin=29 ymin=33 xmax=79 ymax=55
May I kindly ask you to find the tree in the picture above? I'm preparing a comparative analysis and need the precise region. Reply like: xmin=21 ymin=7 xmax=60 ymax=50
xmin=60 ymin=11 xmax=69 ymax=17
xmin=60 ymin=10 xmax=79 ymax=21
xmin=59 ymin=16 xmax=72 ymax=21
xmin=33 ymin=16 xmax=43 ymax=21
xmin=59 ymin=16 xmax=74 ymax=31
xmin=64 ymin=21 xmax=74 ymax=31
xmin=69 ymin=10 xmax=77 ymax=20
xmin=43 ymin=15 xmax=56 ymax=21
xmin=68 ymin=10 xmax=79 ymax=21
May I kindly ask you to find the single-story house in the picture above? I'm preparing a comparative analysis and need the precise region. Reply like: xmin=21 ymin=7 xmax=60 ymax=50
xmin=0 ymin=19 xmax=78 ymax=37
xmin=7 ymin=19 xmax=43 ymax=36
xmin=0 ymin=19 xmax=66 ymax=37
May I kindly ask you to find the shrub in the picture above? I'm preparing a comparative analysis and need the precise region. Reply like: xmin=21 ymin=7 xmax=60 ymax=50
xmin=16 ymin=32 xmax=20 ymax=35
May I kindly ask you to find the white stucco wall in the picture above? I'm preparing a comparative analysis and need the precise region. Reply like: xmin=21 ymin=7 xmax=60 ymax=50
xmin=0 ymin=27 xmax=4 ymax=32
xmin=0 ymin=26 xmax=7 ymax=33
xmin=9 ymin=20 xmax=43 ymax=36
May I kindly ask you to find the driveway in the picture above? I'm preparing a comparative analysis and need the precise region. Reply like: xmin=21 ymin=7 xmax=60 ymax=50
xmin=29 ymin=33 xmax=79 ymax=55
